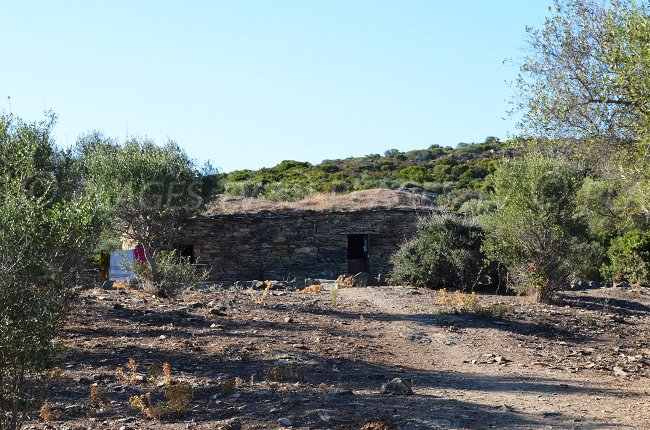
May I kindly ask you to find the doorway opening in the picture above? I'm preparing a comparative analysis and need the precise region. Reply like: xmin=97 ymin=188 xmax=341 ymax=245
xmin=347 ymin=234 xmax=369 ymax=273
xmin=177 ymin=244 xmax=196 ymax=264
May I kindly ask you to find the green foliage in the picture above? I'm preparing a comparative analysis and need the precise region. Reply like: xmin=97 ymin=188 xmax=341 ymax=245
xmin=130 ymin=251 xmax=209 ymax=297
xmin=516 ymin=0 xmax=650 ymax=142
xmin=457 ymin=198 xmax=497 ymax=216
xmin=602 ymin=229 xmax=650 ymax=287
xmin=398 ymin=165 xmax=434 ymax=183
xmin=220 ymin=140 xmax=508 ymax=208
xmin=517 ymin=0 xmax=650 ymax=225
xmin=481 ymin=153 xmax=598 ymax=302
xmin=0 ymin=114 xmax=100 ymax=430
xmin=390 ymin=214 xmax=484 ymax=289
xmin=77 ymin=134 xmax=215 ymax=284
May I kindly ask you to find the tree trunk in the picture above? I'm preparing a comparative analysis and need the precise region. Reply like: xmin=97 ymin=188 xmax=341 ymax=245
xmin=142 ymin=245 xmax=160 ymax=284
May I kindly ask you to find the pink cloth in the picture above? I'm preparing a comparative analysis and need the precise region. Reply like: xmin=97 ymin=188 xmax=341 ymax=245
xmin=134 ymin=247 xmax=147 ymax=263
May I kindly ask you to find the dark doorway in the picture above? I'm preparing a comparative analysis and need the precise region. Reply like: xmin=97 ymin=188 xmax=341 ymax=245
xmin=177 ymin=244 xmax=196 ymax=264
xmin=347 ymin=234 xmax=369 ymax=273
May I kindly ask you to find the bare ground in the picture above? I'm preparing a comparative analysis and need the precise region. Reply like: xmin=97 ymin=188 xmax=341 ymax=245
xmin=25 ymin=284 xmax=650 ymax=429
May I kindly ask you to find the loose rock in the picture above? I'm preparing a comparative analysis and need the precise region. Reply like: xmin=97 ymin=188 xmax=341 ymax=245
xmin=380 ymin=378 xmax=413 ymax=395
xmin=278 ymin=417 xmax=293 ymax=427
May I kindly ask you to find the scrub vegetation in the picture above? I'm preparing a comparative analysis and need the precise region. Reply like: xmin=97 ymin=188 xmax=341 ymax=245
xmin=3 ymin=0 xmax=650 ymax=428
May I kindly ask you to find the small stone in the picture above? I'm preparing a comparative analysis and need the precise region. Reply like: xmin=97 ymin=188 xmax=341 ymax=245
xmin=278 ymin=417 xmax=293 ymax=427
xmin=610 ymin=314 xmax=625 ymax=323
xmin=210 ymin=307 xmax=227 ymax=316
xmin=380 ymin=378 xmax=413 ymax=395
xmin=613 ymin=366 xmax=628 ymax=377
xmin=317 ymin=409 xmax=352 ymax=425
xmin=495 ymin=356 xmax=511 ymax=364
xmin=284 ymin=317 xmax=294 ymax=323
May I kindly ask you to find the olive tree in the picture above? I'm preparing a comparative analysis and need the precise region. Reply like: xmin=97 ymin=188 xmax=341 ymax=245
xmin=77 ymin=134 xmax=215 ymax=290
xmin=481 ymin=154 xmax=599 ymax=302
xmin=516 ymin=0 xmax=650 ymax=209
xmin=517 ymin=0 xmax=650 ymax=144
xmin=0 ymin=114 xmax=99 ymax=429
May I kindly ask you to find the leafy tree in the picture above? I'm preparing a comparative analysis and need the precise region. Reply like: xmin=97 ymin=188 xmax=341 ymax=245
xmin=516 ymin=0 xmax=650 ymax=215
xmin=481 ymin=154 xmax=599 ymax=302
xmin=0 ymin=114 xmax=99 ymax=429
xmin=77 ymin=134 xmax=214 ymax=285
xmin=516 ymin=0 xmax=650 ymax=144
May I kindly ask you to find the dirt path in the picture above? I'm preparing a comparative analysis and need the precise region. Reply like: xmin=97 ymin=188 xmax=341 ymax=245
xmin=25 ymin=284 xmax=650 ymax=429
xmin=340 ymin=287 xmax=649 ymax=429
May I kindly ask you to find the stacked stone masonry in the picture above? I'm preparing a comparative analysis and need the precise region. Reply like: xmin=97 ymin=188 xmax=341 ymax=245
xmin=178 ymin=208 xmax=429 ymax=281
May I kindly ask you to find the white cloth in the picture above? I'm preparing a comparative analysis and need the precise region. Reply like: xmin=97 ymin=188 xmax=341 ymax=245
xmin=109 ymin=250 xmax=136 ymax=281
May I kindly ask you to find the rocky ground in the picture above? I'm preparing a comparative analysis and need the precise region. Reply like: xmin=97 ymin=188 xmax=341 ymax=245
xmin=25 ymin=282 xmax=650 ymax=429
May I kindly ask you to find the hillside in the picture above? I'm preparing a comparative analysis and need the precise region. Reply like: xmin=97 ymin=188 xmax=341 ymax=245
xmin=216 ymin=137 xmax=513 ymax=210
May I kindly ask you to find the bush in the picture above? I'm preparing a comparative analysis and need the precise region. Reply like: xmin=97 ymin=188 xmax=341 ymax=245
xmin=602 ymin=229 xmax=650 ymax=286
xmin=262 ymin=183 xmax=313 ymax=202
xmin=457 ymin=198 xmax=496 ymax=216
xmin=223 ymin=179 xmax=264 ymax=198
xmin=481 ymin=154 xmax=597 ymax=302
xmin=390 ymin=214 xmax=484 ymax=289
xmin=131 ymin=250 xmax=209 ymax=297
xmin=0 ymin=114 xmax=100 ymax=430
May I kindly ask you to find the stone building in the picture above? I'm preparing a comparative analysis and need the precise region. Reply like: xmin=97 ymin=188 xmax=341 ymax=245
xmin=175 ymin=190 xmax=436 ymax=281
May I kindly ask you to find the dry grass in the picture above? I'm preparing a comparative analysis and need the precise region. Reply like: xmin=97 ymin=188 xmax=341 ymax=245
xmin=266 ymin=363 xmax=300 ymax=382
xmin=89 ymin=386 xmax=103 ymax=407
xmin=335 ymin=274 xmax=357 ymax=288
xmin=128 ymin=361 xmax=193 ymax=420
xmin=436 ymin=289 xmax=480 ymax=312
xmin=39 ymin=403 xmax=61 ymax=422
xmin=302 ymin=284 xmax=324 ymax=293
xmin=247 ymin=281 xmax=272 ymax=304
xmin=361 ymin=420 xmax=399 ymax=430
xmin=203 ymin=189 xmax=436 ymax=215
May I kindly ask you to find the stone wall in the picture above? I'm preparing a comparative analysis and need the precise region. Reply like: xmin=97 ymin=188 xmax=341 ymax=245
xmin=177 ymin=208 xmax=429 ymax=281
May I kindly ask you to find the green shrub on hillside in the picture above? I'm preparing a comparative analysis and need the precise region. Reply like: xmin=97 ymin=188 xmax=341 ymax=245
xmin=218 ymin=140 xmax=509 ymax=208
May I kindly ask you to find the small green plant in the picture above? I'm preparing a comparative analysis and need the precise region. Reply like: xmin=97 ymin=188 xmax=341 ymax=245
xmin=330 ymin=286 xmax=341 ymax=304
xmin=130 ymin=251 xmax=209 ymax=297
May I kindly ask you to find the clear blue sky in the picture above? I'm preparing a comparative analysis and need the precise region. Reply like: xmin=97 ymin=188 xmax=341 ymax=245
xmin=2 ymin=1 xmax=549 ymax=172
